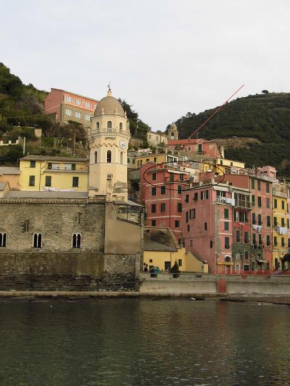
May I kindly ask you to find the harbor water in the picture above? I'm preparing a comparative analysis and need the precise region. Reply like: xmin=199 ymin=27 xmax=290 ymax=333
xmin=0 ymin=298 xmax=289 ymax=386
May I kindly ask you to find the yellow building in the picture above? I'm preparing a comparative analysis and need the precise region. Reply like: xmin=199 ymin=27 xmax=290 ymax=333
xmin=19 ymin=156 xmax=88 ymax=192
xmin=127 ymin=152 xmax=178 ymax=169
xmin=272 ymin=182 xmax=289 ymax=270
xmin=143 ymin=227 xmax=208 ymax=273
xmin=214 ymin=158 xmax=245 ymax=175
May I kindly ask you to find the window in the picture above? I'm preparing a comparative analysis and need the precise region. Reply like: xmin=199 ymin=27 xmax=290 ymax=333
xmin=274 ymin=236 xmax=277 ymax=246
xmin=72 ymin=177 xmax=79 ymax=187
xmin=94 ymin=152 xmax=98 ymax=163
xmin=201 ymin=190 xmax=208 ymax=200
xmin=178 ymin=185 xmax=182 ymax=194
xmin=266 ymin=183 xmax=270 ymax=193
xmin=274 ymin=217 xmax=277 ymax=227
xmin=282 ymin=201 xmax=285 ymax=210
xmin=257 ymin=180 xmax=261 ymax=191
xmin=210 ymin=240 xmax=213 ymax=248
xmin=251 ymin=195 xmax=255 ymax=206
xmin=152 ymin=220 xmax=156 ymax=226
xmin=152 ymin=187 xmax=156 ymax=196
xmin=96 ymin=122 xmax=100 ymax=129
xmin=175 ymin=220 xmax=180 ymax=228
xmin=29 ymin=176 xmax=35 ymax=186
xmin=119 ymin=122 xmax=123 ymax=130
xmin=76 ymin=98 xmax=82 ymax=105
xmin=73 ymin=233 xmax=81 ymax=248
xmin=267 ymin=216 xmax=271 ymax=227
xmin=107 ymin=150 xmax=112 ymax=163
xmin=224 ymin=208 xmax=229 ymax=219
xmin=224 ymin=222 xmax=229 ymax=231
xmin=282 ymin=237 xmax=285 ymax=247
xmin=75 ymin=111 xmax=81 ymax=118
xmin=251 ymin=179 xmax=255 ymax=189
xmin=48 ymin=163 xmax=52 ymax=170
xmin=161 ymin=203 xmax=166 ymax=212
xmin=45 ymin=176 xmax=51 ymax=187
xmin=198 ymin=144 xmax=203 ymax=152
xmin=187 ymin=224 xmax=190 ymax=232
xmin=287 ymin=219 xmax=290 ymax=228
xmin=85 ymin=114 xmax=90 ymax=121
xmin=177 ymin=203 xmax=182 ymax=213
xmin=120 ymin=152 xmax=124 ymax=164
xmin=236 ymin=230 xmax=240 ymax=243
xmin=288 ymin=238 xmax=290 ymax=248
xmin=252 ymin=213 xmax=256 ymax=224
xmin=266 ymin=198 xmax=270 ymax=209
xmin=33 ymin=233 xmax=42 ymax=248
xmin=161 ymin=186 xmax=165 ymax=195
xmin=225 ymin=237 xmax=230 ymax=249
xmin=170 ymin=173 xmax=174 ymax=182
xmin=259 ymin=234 xmax=262 ymax=245
xmin=65 ymin=95 xmax=72 ymax=103
xmin=274 ymin=199 xmax=277 ymax=208
xmin=252 ymin=234 xmax=256 ymax=245
xmin=191 ymin=208 xmax=196 ymax=219
xmin=281 ymin=218 xmax=285 ymax=227
xmin=65 ymin=108 xmax=72 ymax=116
xmin=258 ymin=214 xmax=262 ymax=225
xmin=154 ymin=157 xmax=157 ymax=162
xmin=0 ymin=233 xmax=7 ymax=247
xmin=244 ymin=232 xmax=249 ymax=243
xmin=194 ymin=193 xmax=198 ymax=201
xmin=245 ymin=251 xmax=249 ymax=260
xmin=152 ymin=173 xmax=156 ymax=181
xmin=258 ymin=197 xmax=262 ymax=208
xmin=178 ymin=259 xmax=182 ymax=267
xmin=186 ymin=212 xmax=189 ymax=222
xmin=107 ymin=121 xmax=112 ymax=129
xmin=266 ymin=235 xmax=270 ymax=246
xmin=85 ymin=101 xmax=91 ymax=108
xmin=151 ymin=204 xmax=156 ymax=213
xmin=190 ymin=240 xmax=193 ymax=247
xmin=204 ymin=222 xmax=208 ymax=231
xmin=71 ymin=163 xmax=76 ymax=171
xmin=185 ymin=194 xmax=189 ymax=203
xmin=30 ymin=160 xmax=36 ymax=168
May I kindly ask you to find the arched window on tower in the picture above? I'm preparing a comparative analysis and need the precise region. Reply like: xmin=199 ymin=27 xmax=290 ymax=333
xmin=120 ymin=152 xmax=124 ymax=164
xmin=107 ymin=121 xmax=112 ymax=131
xmin=119 ymin=122 xmax=123 ymax=130
xmin=107 ymin=150 xmax=112 ymax=163
xmin=96 ymin=122 xmax=100 ymax=129
xmin=33 ymin=233 xmax=42 ymax=248
xmin=73 ymin=233 xmax=81 ymax=248
xmin=0 ymin=233 xmax=7 ymax=247
xmin=94 ymin=151 xmax=98 ymax=164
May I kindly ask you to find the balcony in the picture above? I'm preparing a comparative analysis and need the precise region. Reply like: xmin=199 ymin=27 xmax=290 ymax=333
xmin=235 ymin=199 xmax=251 ymax=210
xmin=216 ymin=196 xmax=235 ymax=206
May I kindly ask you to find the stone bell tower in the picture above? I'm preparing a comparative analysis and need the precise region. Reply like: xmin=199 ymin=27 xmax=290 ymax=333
xmin=89 ymin=87 xmax=131 ymax=201
xmin=168 ymin=123 xmax=179 ymax=140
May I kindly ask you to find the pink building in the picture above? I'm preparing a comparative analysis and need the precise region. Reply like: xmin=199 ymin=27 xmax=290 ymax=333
xmin=167 ymin=138 xmax=221 ymax=158
xmin=44 ymin=88 xmax=98 ymax=128
xmin=140 ymin=162 xmax=190 ymax=243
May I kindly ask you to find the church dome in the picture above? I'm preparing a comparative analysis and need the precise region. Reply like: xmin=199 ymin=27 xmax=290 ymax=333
xmin=94 ymin=89 xmax=125 ymax=117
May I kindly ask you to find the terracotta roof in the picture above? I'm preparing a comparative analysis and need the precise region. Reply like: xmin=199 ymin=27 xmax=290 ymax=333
xmin=0 ymin=167 xmax=20 ymax=175
xmin=144 ymin=240 xmax=176 ymax=252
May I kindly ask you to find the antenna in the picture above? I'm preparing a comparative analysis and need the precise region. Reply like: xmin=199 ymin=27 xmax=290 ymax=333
xmin=188 ymin=84 xmax=245 ymax=139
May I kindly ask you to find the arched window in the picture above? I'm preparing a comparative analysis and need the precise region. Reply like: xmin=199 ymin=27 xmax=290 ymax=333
xmin=107 ymin=121 xmax=112 ymax=129
xmin=120 ymin=152 xmax=124 ymax=164
xmin=225 ymin=256 xmax=231 ymax=263
xmin=73 ymin=233 xmax=81 ymax=248
xmin=33 ymin=233 xmax=42 ymax=248
xmin=119 ymin=122 xmax=123 ymax=130
xmin=94 ymin=151 xmax=98 ymax=164
xmin=107 ymin=150 xmax=112 ymax=163
xmin=0 ymin=233 xmax=7 ymax=247
xmin=96 ymin=122 xmax=100 ymax=129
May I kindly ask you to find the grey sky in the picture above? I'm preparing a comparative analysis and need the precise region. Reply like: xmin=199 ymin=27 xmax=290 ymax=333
xmin=1 ymin=0 xmax=290 ymax=132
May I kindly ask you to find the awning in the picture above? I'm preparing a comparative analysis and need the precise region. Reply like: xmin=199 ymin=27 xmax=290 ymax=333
xmin=282 ymin=254 xmax=290 ymax=262
xmin=217 ymin=262 xmax=234 ymax=266
xmin=256 ymin=259 xmax=267 ymax=264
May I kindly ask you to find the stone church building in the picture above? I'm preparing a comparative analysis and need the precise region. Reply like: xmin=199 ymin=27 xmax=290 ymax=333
xmin=0 ymin=89 xmax=143 ymax=291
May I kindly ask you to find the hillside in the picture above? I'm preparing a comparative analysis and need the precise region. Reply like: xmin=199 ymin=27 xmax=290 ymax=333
xmin=174 ymin=93 xmax=290 ymax=177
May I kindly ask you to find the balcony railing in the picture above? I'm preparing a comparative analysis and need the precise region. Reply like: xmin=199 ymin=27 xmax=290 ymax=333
xmin=235 ymin=199 xmax=251 ymax=209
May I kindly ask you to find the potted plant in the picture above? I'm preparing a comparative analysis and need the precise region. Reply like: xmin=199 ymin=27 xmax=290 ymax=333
xmin=171 ymin=261 xmax=180 ymax=278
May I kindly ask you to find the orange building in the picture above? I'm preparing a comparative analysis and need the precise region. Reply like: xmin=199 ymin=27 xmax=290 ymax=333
xmin=44 ymin=88 xmax=98 ymax=128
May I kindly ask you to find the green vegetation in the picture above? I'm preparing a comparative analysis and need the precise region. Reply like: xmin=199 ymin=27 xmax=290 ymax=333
xmin=174 ymin=93 xmax=290 ymax=176
xmin=119 ymin=99 xmax=151 ymax=139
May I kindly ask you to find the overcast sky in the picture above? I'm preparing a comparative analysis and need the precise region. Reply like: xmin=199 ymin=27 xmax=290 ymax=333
xmin=1 ymin=0 xmax=290 ymax=131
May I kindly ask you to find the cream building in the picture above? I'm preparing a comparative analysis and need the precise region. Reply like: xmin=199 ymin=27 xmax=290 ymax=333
xmin=147 ymin=131 xmax=168 ymax=147
xmin=89 ymin=88 xmax=131 ymax=201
